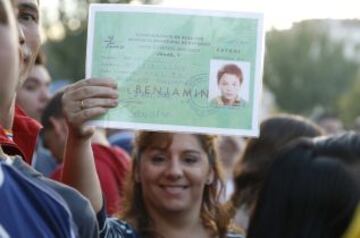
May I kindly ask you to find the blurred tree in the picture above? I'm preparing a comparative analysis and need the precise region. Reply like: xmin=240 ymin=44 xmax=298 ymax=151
xmin=43 ymin=0 xmax=159 ymax=81
xmin=264 ymin=20 xmax=358 ymax=116
xmin=338 ymin=72 xmax=360 ymax=125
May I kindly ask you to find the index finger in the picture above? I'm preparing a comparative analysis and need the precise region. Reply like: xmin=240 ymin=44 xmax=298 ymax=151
xmin=70 ymin=78 xmax=118 ymax=91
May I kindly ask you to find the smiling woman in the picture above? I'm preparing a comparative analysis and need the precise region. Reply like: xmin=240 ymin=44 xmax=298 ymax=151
xmin=122 ymin=133 xmax=225 ymax=237
xmin=59 ymin=88 xmax=245 ymax=237
xmin=101 ymin=132 xmax=243 ymax=238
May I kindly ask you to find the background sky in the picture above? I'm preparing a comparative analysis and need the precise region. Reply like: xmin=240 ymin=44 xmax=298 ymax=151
xmin=40 ymin=0 xmax=360 ymax=34
xmin=160 ymin=0 xmax=360 ymax=30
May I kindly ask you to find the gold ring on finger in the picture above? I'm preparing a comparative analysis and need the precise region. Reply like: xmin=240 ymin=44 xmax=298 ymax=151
xmin=80 ymin=100 xmax=85 ymax=110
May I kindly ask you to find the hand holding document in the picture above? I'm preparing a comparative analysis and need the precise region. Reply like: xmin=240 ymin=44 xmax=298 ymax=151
xmin=86 ymin=4 xmax=264 ymax=136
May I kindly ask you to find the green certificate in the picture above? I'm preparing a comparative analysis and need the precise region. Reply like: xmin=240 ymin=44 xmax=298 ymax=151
xmin=87 ymin=4 xmax=264 ymax=136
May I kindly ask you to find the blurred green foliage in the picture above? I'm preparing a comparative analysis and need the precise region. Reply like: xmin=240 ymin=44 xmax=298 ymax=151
xmin=338 ymin=72 xmax=360 ymax=125
xmin=43 ymin=0 xmax=157 ymax=81
xmin=264 ymin=20 xmax=359 ymax=125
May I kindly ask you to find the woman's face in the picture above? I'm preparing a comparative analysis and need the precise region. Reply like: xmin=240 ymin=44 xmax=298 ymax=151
xmin=218 ymin=73 xmax=241 ymax=103
xmin=137 ymin=133 xmax=214 ymax=214
xmin=0 ymin=0 xmax=19 ymax=107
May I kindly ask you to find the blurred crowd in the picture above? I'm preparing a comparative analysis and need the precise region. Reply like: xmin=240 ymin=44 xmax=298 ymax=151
xmin=0 ymin=0 xmax=359 ymax=237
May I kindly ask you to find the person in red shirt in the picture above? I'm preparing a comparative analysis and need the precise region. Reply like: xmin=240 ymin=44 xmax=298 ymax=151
xmin=42 ymin=91 xmax=130 ymax=215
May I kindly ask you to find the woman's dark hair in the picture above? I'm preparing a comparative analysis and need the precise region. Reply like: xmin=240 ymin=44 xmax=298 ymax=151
xmin=247 ymin=133 xmax=360 ymax=238
xmin=41 ymin=91 xmax=64 ymax=131
xmin=231 ymin=114 xmax=323 ymax=211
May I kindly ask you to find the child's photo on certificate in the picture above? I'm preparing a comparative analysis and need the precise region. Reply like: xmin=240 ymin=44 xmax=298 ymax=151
xmin=208 ymin=59 xmax=250 ymax=107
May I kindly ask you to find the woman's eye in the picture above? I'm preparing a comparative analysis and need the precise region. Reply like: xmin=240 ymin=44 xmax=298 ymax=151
xmin=24 ymin=84 xmax=37 ymax=91
xmin=19 ymin=12 xmax=37 ymax=22
xmin=183 ymin=156 xmax=198 ymax=164
xmin=150 ymin=155 xmax=166 ymax=164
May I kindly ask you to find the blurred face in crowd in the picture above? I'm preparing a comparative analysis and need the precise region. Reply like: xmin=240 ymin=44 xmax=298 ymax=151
xmin=0 ymin=0 xmax=19 ymax=108
xmin=43 ymin=117 xmax=67 ymax=163
xmin=137 ymin=134 xmax=214 ymax=214
xmin=218 ymin=73 xmax=241 ymax=104
xmin=318 ymin=117 xmax=344 ymax=135
xmin=12 ymin=0 xmax=40 ymax=85
xmin=16 ymin=64 xmax=51 ymax=121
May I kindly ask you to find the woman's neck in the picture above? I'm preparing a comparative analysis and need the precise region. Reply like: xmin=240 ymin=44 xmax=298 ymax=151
xmin=221 ymin=96 xmax=236 ymax=105
xmin=146 ymin=206 xmax=211 ymax=238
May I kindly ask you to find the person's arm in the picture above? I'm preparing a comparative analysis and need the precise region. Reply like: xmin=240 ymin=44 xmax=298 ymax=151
xmin=61 ymin=78 xmax=118 ymax=212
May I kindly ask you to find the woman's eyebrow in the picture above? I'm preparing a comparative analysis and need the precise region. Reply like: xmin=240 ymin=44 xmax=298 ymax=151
xmin=182 ymin=150 xmax=201 ymax=154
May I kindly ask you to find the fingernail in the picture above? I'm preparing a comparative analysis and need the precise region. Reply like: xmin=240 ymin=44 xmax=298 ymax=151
xmin=113 ymin=93 xmax=119 ymax=99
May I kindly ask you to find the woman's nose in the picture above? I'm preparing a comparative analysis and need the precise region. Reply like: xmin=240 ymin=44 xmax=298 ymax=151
xmin=165 ymin=158 xmax=183 ymax=180
xmin=17 ymin=23 xmax=25 ymax=46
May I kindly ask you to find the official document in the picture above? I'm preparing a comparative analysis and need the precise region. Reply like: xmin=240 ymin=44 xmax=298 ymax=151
xmin=86 ymin=4 xmax=264 ymax=136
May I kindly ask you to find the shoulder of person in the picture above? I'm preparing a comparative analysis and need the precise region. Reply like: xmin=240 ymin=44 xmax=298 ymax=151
xmin=0 ymin=159 xmax=78 ymax=238
xmin=100 ymin=218 xmax=139 ymax=238
xmin=210 ymin=96 xmax=224 ymax=106
xmin=233 ymin=97 xmax=247 ymax=107
xmin=11 ymin=157 xmax=99 ymax=238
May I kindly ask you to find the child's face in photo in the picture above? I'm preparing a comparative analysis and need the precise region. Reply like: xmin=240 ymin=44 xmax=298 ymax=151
xmin=218 ymin=73 xmax=241 ymax=102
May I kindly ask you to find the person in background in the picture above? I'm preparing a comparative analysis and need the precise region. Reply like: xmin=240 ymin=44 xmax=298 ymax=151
xmin=16 ymin=51 xmax=58 ymax=176
xmin=315 ymin=113 xmax=344 ymax=135
xmin=247 ymin=133 xmax=360 ymax=238
xmin=107 ymin=128 xmax=134 ymax=155
xmin=230 ymin=114 xmax=323 ymax=230
xmin=216 ymin=136 xmax=244 ymax=201
xmin=42 ymin=91 xmax=130 ymax=215
xmin=16 ymin=51 xmax=51 ymax=122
